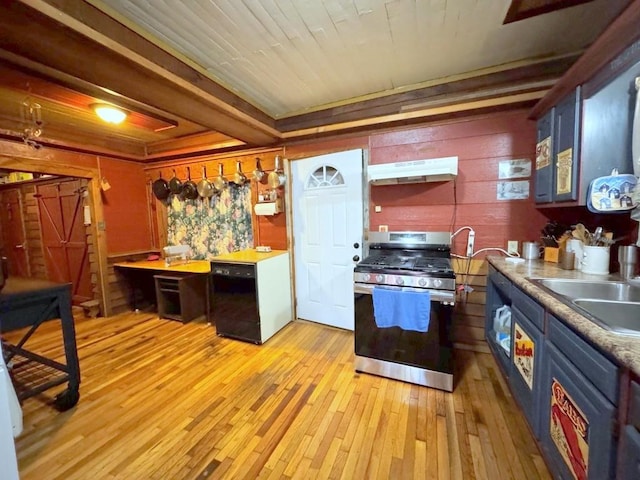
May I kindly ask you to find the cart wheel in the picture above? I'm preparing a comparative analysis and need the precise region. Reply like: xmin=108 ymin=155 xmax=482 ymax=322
xmin=54 ymin=389 xmax=80 ymax=411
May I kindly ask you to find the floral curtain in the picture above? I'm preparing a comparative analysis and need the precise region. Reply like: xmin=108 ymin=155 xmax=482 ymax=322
xmin=167 ymin=184 xmax=253 ymax=259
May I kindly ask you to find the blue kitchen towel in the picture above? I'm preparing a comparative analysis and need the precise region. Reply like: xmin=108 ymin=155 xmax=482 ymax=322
xmin=372 ymin=287 xmax=431 ymax=332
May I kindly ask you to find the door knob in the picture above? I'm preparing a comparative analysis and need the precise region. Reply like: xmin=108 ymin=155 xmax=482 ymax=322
xmin=353 ymin=242 xmax=360 ymax=248
xmin=353 ymin=255 xmax=360 ymax=261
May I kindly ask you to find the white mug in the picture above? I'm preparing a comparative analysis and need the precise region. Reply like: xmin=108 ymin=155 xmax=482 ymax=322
xmin=581 ymin=246 xmax=610 ymax=275
xmin=566 ymin=239 xmax=584 ymax=270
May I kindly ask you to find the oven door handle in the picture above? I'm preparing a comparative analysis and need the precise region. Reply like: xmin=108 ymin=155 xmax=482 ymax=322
xmin=354 ymin=283 xmax=455 ymax=304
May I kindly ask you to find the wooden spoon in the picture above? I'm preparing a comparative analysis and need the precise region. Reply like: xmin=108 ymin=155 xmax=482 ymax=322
xmin=573 ymin=223 xmax=587 ymax=243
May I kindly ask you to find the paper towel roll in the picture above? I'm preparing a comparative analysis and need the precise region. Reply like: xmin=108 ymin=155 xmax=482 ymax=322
xmin=254 ymin=202 xmax=278 ymax=216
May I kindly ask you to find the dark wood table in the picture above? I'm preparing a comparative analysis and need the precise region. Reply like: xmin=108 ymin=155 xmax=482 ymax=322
xmin=0 ymin=277 xmax=80 ymax=411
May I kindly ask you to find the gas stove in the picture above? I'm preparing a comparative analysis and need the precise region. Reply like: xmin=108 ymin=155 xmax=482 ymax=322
xmin=353 ymin=230 xmax=456 ymax=391
xmin=354 ymin=231 xmax=455 ymax=291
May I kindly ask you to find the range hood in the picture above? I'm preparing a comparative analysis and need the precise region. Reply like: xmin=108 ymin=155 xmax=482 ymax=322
xmin=368 ymin=156 xmax=458 ymax=185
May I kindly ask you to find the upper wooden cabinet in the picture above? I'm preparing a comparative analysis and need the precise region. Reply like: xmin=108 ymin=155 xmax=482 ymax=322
xmin=535 ymin=39 xmax=640 ymax=206
xmin=534 ymin=87 xmax=581 ymax=205
xmin=535 ymin=108 xmax=554 ymax=204
xmin=552 ymin=87 xmax=581 ymax=203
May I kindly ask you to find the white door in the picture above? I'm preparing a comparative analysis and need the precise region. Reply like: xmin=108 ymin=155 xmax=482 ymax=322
xmin=291 ymin=149 xmax=364 ymax=330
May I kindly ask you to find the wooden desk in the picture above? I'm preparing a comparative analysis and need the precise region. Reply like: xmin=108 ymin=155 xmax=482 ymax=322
xmin=0 ymin=277 xmax=80 ymax=411
xmin=113 ymin=259 xmax=211 ymax=273
xmin=114 ymin=260 xmax=211 ymax=322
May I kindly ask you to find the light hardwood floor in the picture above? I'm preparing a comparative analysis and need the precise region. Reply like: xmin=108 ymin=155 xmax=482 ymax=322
xmin=4 ymin=312 xmax=551 ymax=479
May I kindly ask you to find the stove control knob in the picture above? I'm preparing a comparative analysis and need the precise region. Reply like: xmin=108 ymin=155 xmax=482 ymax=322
xmin=418 ymin=278 xmax=428 ymax=287
xmin=433 ymin=279 xmax=443 ymax=288
xmin=363 ymin=274 xmax=371 ymax=282
xmin=395 ymin=277 xmax=404 ymax=285
xmin=375 ymin=274 xmax=385 ymax=283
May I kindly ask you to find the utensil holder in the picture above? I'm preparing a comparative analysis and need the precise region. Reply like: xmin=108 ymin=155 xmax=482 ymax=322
xmin=581 ymin=246 xmax=610 ymax=275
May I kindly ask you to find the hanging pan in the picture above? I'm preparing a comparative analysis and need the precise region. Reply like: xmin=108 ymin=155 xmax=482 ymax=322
xmin=169 ymin=169 xmax=182 ymax=195
xmin=252 ymin=157 xmax=267 ymax=184
xmin=213 ymin=163 xmax=228 ymax=191
xmin=152 ymin=171 xmax=170 ymax=201
xmin=181 ymin=166 xmax=199 ymax=200
xmin=197 ymin=165 xmax=216 ymax=198
xmin=233 ymin=160 xmax=247 ymax=186
xmin=267 ymin=155 xmax=286 ymax=189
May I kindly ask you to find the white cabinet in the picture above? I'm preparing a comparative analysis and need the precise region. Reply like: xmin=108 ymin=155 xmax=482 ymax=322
xmin=0 ymin=344 xmax=20 ymax=480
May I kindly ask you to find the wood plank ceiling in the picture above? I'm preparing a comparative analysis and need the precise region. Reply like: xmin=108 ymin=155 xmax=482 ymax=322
xmin=0 ymin=0 xmax=632 ymax=161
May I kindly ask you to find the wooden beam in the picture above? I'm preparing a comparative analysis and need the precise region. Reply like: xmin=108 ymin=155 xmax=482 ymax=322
xmin=0 ymin=129 xmax=146 ymax=161
xmin=145 ymin=132 xmax=245 ymax=158
xmin=530 ymin=0 xmax=640 ymax=118
xmin=1 ymin=1 xmax=279 ymax=145
xmin=0 ymin=53 xmax=190 ymax=134
xmin=503 ymin=0 xmax=596 ymax=24
xmin=39 ymin=0 xmax=274 ymax=127
xmin=281 ymin=91 xmax=546 ymax=140
xmin=276 ymin=56 xmax=575 ymax=133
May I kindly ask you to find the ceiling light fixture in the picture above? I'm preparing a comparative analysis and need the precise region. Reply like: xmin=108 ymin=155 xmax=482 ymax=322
xmin=91 ymin=103 xmax=128 ymax=124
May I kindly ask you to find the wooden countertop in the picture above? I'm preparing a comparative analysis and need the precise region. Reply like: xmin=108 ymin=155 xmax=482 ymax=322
xmin=113 ymin=259 xmax=211 ymax=273
xmin=114 ymin=249 xmax=288 ymax=271
xmin=210 ymin=249 xmax=288 ymax=264
xmin=487 ymin=256 xmax=640 ymax=376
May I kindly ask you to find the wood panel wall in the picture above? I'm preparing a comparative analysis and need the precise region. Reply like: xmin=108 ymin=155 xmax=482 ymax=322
xmin=0 ymin=139 xmax=154 ymax=257
xmin=98 ymin=157 xmax=153 ymax=254
xmin=144 ymin=148 xmax=288 ymax=251
xmin=452 ymin=258 xmax=489 ymax=353
xmin=368 ymin=110 xmax=549 ymax=257
xmin=366 ymin=111 xmax=550 ymax=349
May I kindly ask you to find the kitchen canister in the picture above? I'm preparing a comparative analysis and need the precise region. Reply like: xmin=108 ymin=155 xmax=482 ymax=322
xmin=522 ymin=241 xmax=542 ymax=260
xmin=565 ymin=238 xmax=584 ymax=270
xmin=559 ymin=250 xmax=575 ymax=270
xmin=618 ymin=245 xmax=639 ymax=279
xmin=581 ymin=245 xmax=610 ymax=275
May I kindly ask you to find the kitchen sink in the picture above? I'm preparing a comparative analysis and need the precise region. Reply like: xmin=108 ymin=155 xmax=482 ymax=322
xmin=530 ymin=278 xmax=640 ymax=335
xmin=533 ymin=278 xmax=640 ymax=302
xmin=572 ymin=299 xmax=640 ymax=336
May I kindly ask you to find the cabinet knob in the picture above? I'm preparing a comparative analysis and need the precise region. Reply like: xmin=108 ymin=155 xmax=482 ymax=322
xmin=353 ymin=242 xmax=359 ymax=248
xmin=353 ymin=255 xmax=360 ymax=262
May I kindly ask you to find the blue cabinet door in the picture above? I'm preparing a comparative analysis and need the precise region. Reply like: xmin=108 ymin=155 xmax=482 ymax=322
xmin=619 ymin=426 xmax=640 ymax=480
xmin=485 ymin=268 xmax=512 ymax=376
xmin=509 ymin=307 xmax=544 ymax=438
xmin=540 ymin=342 xmax=616 ymax=480
xmin=553 ymin=87 xmax=581 ymax=202
xmin=535 ymin=108 xmax=554 ymax=203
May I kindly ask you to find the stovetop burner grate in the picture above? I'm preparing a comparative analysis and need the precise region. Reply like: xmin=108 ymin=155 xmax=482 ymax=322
xmin=356 ymin=254 xmax=452 ymax=274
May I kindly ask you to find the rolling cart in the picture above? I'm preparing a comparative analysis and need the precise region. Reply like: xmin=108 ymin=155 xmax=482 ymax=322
xmin=0 ymin=277 xmax=80 ymax=411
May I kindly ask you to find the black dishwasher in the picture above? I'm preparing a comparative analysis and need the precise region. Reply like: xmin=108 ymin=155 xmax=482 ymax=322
xmin=210 ymin=262 xmax=260 ymax=343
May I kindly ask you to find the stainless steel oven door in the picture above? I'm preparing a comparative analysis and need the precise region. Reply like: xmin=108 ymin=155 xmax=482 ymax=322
xmin=354 ymin=282 xmax=454 ymax=391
